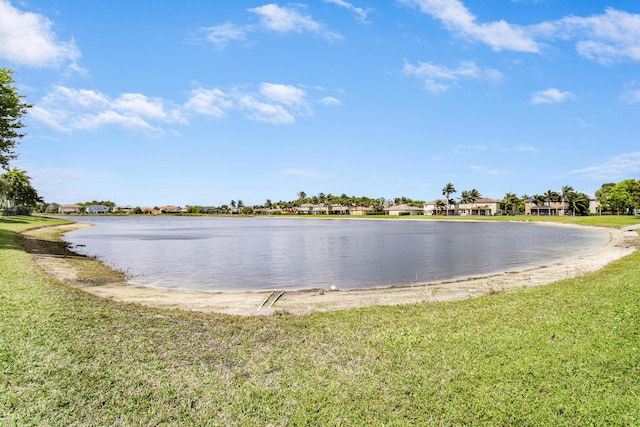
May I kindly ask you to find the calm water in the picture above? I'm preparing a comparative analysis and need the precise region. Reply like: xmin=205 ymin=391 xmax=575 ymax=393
xmin=62 ymin=216 xmax=609 ymax=292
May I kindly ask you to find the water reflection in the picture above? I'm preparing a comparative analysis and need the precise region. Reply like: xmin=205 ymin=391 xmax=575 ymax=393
xmin=63 ymin=217 xmax=609 ymax=292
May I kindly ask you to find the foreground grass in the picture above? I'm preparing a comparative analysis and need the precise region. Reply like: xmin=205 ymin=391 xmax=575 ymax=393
xmin=1 ymin=216 xmax=639 ymax=425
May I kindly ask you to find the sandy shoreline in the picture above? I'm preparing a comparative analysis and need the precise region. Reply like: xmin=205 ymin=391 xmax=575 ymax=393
xmin=23 ymin=221 xmax=638 ymax=316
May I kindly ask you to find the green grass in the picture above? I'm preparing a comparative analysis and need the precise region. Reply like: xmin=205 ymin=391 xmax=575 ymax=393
xmin=1 ymin=216 xmax=639 ymax=425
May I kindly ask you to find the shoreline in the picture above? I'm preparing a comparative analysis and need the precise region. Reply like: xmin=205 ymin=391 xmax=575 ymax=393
xmin=23 ymin=221 xmax=639 ymax=316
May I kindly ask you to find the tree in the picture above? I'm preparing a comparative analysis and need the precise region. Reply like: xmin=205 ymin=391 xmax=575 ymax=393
xmin=501 ymin=192 xmax=520 ymax=215
xmin=0 ymin=168 xmax=42 ymax=212
xmin=442 ymin=183 xmax=456 ymax=215
xmin=566 ymin=191 xmax=590 ymax=216
xmin=297 ymin=191 xmax=306 ymax=204
xmin=595 ymin=183 xmax=615 ymax=214
xmin=1 ymin=69 xmax=31 ymax=170
xmin=468 ymin=188 xmax=481 ymax=213
xmin=560 ymin=185 xmax=574 ymax=216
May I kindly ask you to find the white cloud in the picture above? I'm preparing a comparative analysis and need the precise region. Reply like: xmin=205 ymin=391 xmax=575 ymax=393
xmin=198 ymin=22 xmax=250 ymax=50
xmin=184 ymin=83 xmax=316 ymax=125
xmin=532 ymin=8 xmax=640 ymax=64
xmin=248 ymin=3 xmax=342 ymax=41
xmin=570 ymin=152 xmax=640 ymax=181
xmin=401 ymin=2 xmax=640 ymax=65
xmin=530 ymin=88 xmax=576 ymax=105
xmin=0 ymin=0 xmax=80 ymax=68
xmin=403 ymin=59 xmax=503 ymax=93
xmin=319 ymin=96 xmax=342 ymax=106
xmin=324 ymin=0 xmax=372 ymax=23
xmin=620 ymin=88 xmax=640 ymax=104
xmin=238 ymin=95 xmax=296 ymax=125
xmin=184 ymin=88 xmax=233 ymax=118
xmin=399 ymin=0 xmax=539 ymax=52
xmin=260 ymin=83 xmax=307 ymax=106
xmin=32 ymin=86 xmax=185 ymax=136
xmin=35 ymin=82 xmax=327 ymax=132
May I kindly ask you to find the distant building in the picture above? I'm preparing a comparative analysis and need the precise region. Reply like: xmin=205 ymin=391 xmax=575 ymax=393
xmin=161 ymin=206 xmax=182 ymax=214
xmin=349 ymin=206 xmax=374 ymax=216
xmin=58 ymin=204 xmax=82 ymax=214
xmin=384 ymin=204 xmax=424 ymax=216
xmin=86 ymin=205 xmax=110 ymax=214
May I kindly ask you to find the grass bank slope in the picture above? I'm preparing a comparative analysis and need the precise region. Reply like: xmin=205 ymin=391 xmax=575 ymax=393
xmin=1 ymin=216 xmax=639 ymax=425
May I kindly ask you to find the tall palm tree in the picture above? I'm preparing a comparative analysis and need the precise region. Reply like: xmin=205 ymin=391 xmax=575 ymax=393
xmin=567 ymin=192 xmax=590 ymax=216
xmin=442 ymin=183 xmax=456 ymax=216
xmin=561 ymin=185 xmax=574 ymax=216
xmin=501 ymin=192 xmax=520 ymax=215
xmin=468 ymin=188 xmax=481 ymax=214
xmin=543 ymin=190 xmax=560 ymax=215
xmin=531 ymin=194 xmax=547 ymax=215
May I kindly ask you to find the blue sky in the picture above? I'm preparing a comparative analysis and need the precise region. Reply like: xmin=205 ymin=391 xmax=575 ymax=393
xmin=2 ymin=0 xmax=640 ymax=207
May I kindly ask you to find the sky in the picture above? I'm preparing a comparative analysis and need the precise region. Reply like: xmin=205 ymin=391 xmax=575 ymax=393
xmin=2 ymin=0 xmax=640 ymax=207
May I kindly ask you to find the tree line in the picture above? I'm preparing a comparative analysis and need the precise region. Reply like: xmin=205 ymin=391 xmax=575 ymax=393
xmin=0 ymin=68 xmax=41 ymax=214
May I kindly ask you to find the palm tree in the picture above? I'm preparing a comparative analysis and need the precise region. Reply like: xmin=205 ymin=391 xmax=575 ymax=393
xmin=501 ymin=192 xmax=520 ymax=215
xmin=435 ymin=199 xmax=446 ymax=215
xmin=297 ymin=191 xmax=306 ymax=204
xmin=442 ymin=183 xmax=456 ymax=216
xmin=561 ymin=185 xmax=574 ymax=216
xmin=0 ymin=168 xmax=42 ymax=213
xmin=544 ymin=190 xmax=560 ymax=215
xmin=567 ymin=192 xmax=590 ymax=216
xmin=531 ymin=194 xmax=547 ymax=215
xmin=468 ymin=188 xmax=481 ymax=214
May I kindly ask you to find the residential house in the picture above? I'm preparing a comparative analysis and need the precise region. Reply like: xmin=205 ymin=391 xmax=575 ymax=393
xmin=58 ymin=204 xmax=82 ymax=214
xmin=423 ymin=200 xmax=457 ymax=216
xmin=457 ymin=198 xmax=501 ymax=216
xmin=297 ymin=203 xmax=328 ymax=215
xmin=525 ymin=199 xmax=565 ymax=216
xmin=115 ymin=205 xmax=134 ymax=214
xmin=161 ymin=206 xmax=182 ymax=214
xmin=384 ymin=204 xmax=424 ymax=216
xmin=141 ymin=207 xmax=160 ymax=215
xmin=349 ymin=206 xmax=374 ymax=216
xmin=86 ymin=204 xmax=111 ymax=214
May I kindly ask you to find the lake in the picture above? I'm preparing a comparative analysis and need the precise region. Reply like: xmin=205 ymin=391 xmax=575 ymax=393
xmin=62 ymin=216 xmax=609 ymax=292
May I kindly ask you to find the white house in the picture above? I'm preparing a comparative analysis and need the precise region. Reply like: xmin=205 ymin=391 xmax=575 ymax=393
xmin=58 ymin=204 xmax=82 ymax=214
xmin=384 ymin=204 xmax=424 ymax=216
xmin=86 ymin=204 xmax=110 ymax=214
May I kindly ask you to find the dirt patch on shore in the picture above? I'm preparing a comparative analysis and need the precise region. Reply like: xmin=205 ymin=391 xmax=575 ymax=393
xmin=22 ymin=222 xmax=638 ymax=316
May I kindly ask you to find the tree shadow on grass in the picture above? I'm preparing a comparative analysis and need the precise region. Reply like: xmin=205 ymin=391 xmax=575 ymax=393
xmin=0 ymin=217 xmax=30 ymax=224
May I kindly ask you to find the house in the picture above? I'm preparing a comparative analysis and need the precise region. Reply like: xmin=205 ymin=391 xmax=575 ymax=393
xmin=297 ymin=203 xmax=329 ymax=215
xmin=86 ymin=204 xmax=110 ymax=214
xmin=424 ymin=198 xmax=501 ymax=216
xmin=58 ymin=204 xmax=82 ymax=214
xmin=525 ymin=199 xmax=565 ymax=216
xmin=384 ymin=204 xmax=424 ymax=216
xmin=140 ymin=207 xmax=160 ymax=215
xmin=161 ymin=206 xmax=182 ymax=214
xmin=457 ymin=198 xmax=501 ymax=216
xmin=424 ymin=200 xmax=457 ymax=216
xmin=115 ymin=205 xmax=134 ymax=214
xmin=349 ymin=206 xmax=374 ymax=216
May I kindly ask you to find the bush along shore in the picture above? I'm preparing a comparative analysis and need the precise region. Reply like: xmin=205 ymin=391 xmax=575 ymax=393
xmin=1 ymin=215 xmax=639 ymax=425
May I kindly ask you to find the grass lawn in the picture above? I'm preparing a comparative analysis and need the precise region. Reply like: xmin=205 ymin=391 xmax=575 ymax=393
xmin=1 ymin=215 xmax=639 ymax=425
